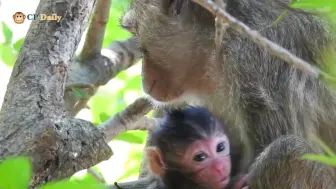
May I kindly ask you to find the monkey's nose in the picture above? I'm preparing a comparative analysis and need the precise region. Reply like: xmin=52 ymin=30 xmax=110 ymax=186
xmin=213 ymin=162 xmax=225 ymax=176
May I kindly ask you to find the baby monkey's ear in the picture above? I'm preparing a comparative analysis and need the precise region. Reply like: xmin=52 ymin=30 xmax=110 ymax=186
xmin=146 ymin=147 xmax=166 ymax=177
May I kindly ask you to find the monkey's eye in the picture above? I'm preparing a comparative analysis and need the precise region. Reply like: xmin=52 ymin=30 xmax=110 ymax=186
xmin=217 ymin=142 xmax=225 ymax=152
xmin=193 ymin=152 xmax=208 ymax=162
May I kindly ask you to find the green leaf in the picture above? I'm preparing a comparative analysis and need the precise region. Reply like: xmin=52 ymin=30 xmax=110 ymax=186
xmin=301 ymin=154 xmax=336 ymax=167
xmin=115 ymin=131 xmax=147 ymax=144
xmin=0 ymin=156 xmax=32 ymax=189
xmin=99 ymin=112 xmax=110 ymax=123
xmin=13 ymin=38 xmax=24 ymax=52
xmin=1 ymin=22 xmax=13 ymax=44
xmin=311 ymin=135 xmax=336 ymax=157
xmin=291 ymin=0 xmax=336 ymax=11
xmin=0 ymin=43 xmax=17 ymax=67
xmin=90 ymin=94 xmax=118 ymax=124
xmin=39 ymin=180 xmax=106 ymax=189
xmin=117 ymin=149 xmax=143 ymax=181
xmin=124 ymin=75 xmax=141 ymax=91
xmin=103 ymin=1 xmax=131 ymax=47
xmin=269 ymin=10 xmax=289 ymax=27
xmin=116 ymin=165 xmax=140 ymax=181
xmin=72 ymin=87 xmax=85 ymax=99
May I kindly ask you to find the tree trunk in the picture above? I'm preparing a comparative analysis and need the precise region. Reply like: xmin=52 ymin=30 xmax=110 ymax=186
xmin=0 ymin=0 xmax=112 ymax=187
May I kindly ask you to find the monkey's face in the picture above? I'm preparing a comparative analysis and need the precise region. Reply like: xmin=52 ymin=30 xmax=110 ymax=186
xmin=181 ymin=135 xmax=231 ymax=189
xmin=13 ymin=12 xmax=26 ymax=24
xmin=122 ymin=0 xmax=217 ymax=105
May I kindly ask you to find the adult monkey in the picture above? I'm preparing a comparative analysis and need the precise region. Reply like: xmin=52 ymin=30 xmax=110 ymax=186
xmin=121 ymin=0 xmax=336 ymax=188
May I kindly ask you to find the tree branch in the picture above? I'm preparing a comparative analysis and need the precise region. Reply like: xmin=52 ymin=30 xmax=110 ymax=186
xmin=191 ymin=0 xmax=336 ymax=83
xmin=0 ymin=0 xmax=112 ymax=187
xmin=65 ymin=37 xmax=142 ymax=116
xmin=64 ymin=0 xmax=143 ymax=116
xmin=80 ymin=0 xmax=111 ymax=60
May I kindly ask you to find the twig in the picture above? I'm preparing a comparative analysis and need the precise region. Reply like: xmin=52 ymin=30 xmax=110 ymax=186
xmin=191 ymin=0 xmax=336 ymax=83
xmin=80 ymin=0 xmax=111 ymax=59
xmin=66 ymin=37 xmax=142 ymax=116
xmin=98 ymin=97 xmax=157 ymax=142
xmin=108 ymin=177 xmax=153 ymax=189
xmin=72 ymin=84 xmax=97 ymax=113
xmin=65 ymin=83 xmax=96 ymax=92
xmin=87 ymin=168 xmax=106 ymax=183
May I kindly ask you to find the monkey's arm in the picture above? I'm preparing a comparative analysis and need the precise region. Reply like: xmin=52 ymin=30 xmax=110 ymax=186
xmin=246 ymin=135 xmax=336 ymax=189
xmin=229 ymin=174 xmax=248 ymax=189
xmin=98 ymin=97 xmax=157 ymax=142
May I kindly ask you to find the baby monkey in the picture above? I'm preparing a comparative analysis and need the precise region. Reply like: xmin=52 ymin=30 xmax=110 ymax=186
xmin=147 ymin=107 xmax=247 ymax=189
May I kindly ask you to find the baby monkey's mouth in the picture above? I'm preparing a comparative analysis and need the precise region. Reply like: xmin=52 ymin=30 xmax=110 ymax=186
xmin=219 ymin=176 xmax=229 ymax=182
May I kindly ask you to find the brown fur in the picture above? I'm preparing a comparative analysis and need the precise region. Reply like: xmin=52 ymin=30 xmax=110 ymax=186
xmin=122 ymin=0 xmax=336 ymax=188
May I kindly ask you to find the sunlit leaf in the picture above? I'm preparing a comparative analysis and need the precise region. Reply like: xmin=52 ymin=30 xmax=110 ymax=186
xmin=13 ymin=38 xmax=24 ymax=52
xmin=115 ymin=131 xmax=147 ymax=144
xmin=117 ymin=149 xmax=143 ymax=181
xmin=39 ymin=180 xmax=106 ymax=189
xmin=301 ymin=154 xmax=336 ymax=167
xmin=1 ymin=22 xmax=13 ymax=44
xmin=125 ymin=150 xmax=143 ymax=167
xmin=103 ymin=1 xmax=131 ymax=47
xmin=124 ymin=75 xmax=141 ymax=91
xmin=292 ymin=0 xmax=336 ymax=11
xmin=90 ymin=94 xmax=118 ymax=124
xmin=72 ymin=87 xmax=86 ymax=99
xmin=311 ymin=135 xmax=336 ymax=157
xmin=0 ymin=43 xmax=17 ymax=67
xmin=269 ymin=10 xmax=288 ymax=27
xmin=116 ymin=165 xmax=140 ymax=182
xmin=0 ymin=156 xmax=32 ymax=189
xmin=115 ymin=71 xmax=128 ymax=81
xmin=99 ymin=112 xmax=110 ymax=123
xmin=320 ymin=52 xmax=336 ymax=87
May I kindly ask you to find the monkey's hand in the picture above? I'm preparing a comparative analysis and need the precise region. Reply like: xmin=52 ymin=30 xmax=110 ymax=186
xmin=232 ymin=174 xmax=248 ymax=189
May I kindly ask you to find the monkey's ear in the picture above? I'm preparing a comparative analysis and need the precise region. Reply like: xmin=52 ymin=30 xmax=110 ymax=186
xmin=146 ymin=147 xmax=165 ymax=177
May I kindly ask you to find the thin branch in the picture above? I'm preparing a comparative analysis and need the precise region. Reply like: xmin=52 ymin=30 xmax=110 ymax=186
xmin=65 ymin=83 xmax=96 ymax=92
xmin=108 ymin=178 xmax=153 ymax=189
xmin=87 ymin=168 xmax=106 ymax=183
xmin=98 ymin=97 xmax=157 ymax=142
xmin=65 ymin=37 xmax=142 ymax=116
xmin=191 ymin=0 xmax=336 ymax=83
xmin=80 ymin=0 xmax=111 ymax=59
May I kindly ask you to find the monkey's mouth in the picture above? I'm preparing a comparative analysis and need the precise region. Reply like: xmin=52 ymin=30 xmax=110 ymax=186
xmin=218 ymin=176 xmax=229 ymax=185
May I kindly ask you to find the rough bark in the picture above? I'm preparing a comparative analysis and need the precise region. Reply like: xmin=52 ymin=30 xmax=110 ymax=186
xmin=65 ymin=37 xmax=142 ymax=116
xmin=0 ymin=0 xmax=112 ymax=187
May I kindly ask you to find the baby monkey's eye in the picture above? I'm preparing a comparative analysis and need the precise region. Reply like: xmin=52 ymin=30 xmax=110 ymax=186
xmin=193 ymin=152 xmax=208 ymax=162
xmin=217 ymin=142 xmax=225 ymax=152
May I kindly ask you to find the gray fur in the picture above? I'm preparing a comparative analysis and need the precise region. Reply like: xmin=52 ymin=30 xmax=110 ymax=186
xmin=123 ymin=0 xmax=336 ymax=188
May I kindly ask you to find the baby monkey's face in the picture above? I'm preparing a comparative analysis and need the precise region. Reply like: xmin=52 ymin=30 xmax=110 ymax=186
xmin=181 ymin=134 xmax=231 ymax=189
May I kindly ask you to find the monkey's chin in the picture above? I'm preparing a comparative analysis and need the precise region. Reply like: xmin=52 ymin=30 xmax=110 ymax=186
xmin=143 ymin=92 xmax=204 ymax=109
xmin=211 ymin=176 xmax=230 ymax=189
